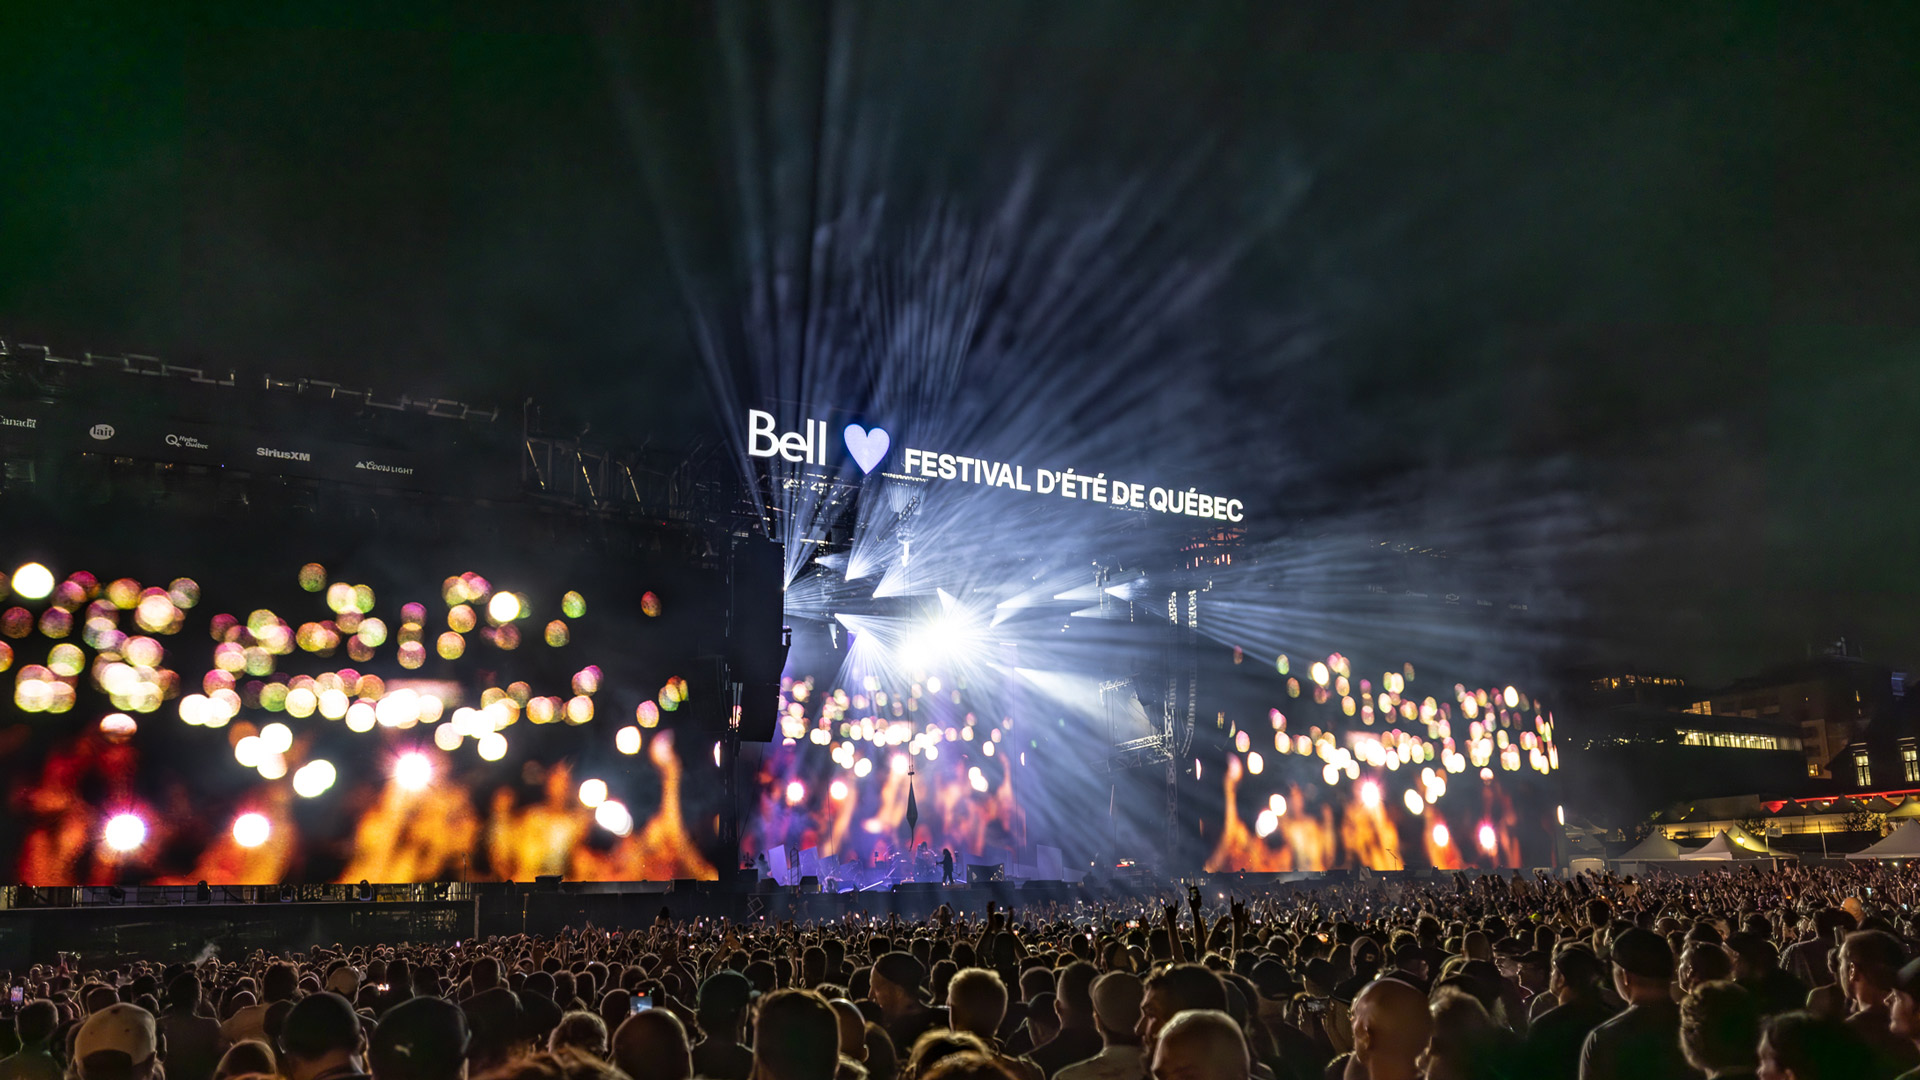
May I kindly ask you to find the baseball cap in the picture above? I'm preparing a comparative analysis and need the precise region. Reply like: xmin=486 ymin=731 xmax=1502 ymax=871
xmin=697 ymin=971 xmax=759 ymax=1018
xmin=872 ymin=953 xmax=930 ymax=1002
xmin=371 ymin=997 xmax=470 ymax=1080
xmin=76 ymin=1004 xmax=157 ymax=1063
xmin=1894 ymin=956 xmax=1920 ymax=997
xmin=326 ymin=967 xmax=364 ymax=997
xmin=1610 ymin=929 xmax=1676 ymax=982
xmin=281 ymin=992 xmax=362 ymax=1059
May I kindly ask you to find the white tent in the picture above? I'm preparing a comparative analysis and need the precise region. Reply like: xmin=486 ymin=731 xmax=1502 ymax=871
xmin=1722 ymin=823 xmax=1793 ymax=857
xmin=1679 ymin=830 xmax=1767 ymax=861
xmin=1847 ymin=820 xmax=1920 ymax=859
xmin=1614 ymin=832 xmax=1688 ymax=862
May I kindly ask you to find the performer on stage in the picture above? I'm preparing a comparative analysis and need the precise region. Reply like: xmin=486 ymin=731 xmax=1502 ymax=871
xmin=941 ymin=846 xmax=955 ymax=885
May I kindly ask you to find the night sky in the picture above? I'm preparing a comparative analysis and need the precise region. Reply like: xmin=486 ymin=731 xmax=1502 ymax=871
xmin=3 ymin=3 xmax=1919 ymax=686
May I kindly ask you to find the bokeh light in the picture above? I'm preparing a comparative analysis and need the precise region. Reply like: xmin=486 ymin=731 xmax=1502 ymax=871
xmin=487 ymin=592 xmax=521 ymax=623
xmin=11 ymin=563 xmax=54 ymax=601
xmin=232 ymin=813 xmax=270 ymax=848
xmin=103 ymin=813 xmax=147 ymax=853
xmin=99 ymin=713 xmax=137 ymax=743
xmin=578 ymin=778 xmax=608 ymax=808
xmin=595 ymin=800 xmax=633 ymax=836
xmin=561 ymin=591 xmax=586 ymax=619
xmin=615 ymin=726 xmax=642 ymax=755
xmin=394 ymin=752 xmax=433 ymax=791
xmin=292 ymin=759 xmax=337 ymax=797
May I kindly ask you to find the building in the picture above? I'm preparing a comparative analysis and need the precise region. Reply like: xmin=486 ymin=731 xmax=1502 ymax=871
xmin=1681 ymin=653 xmax=1901 ymax=779
xmin=1556 ymin=666 xmax=1808 ymax=828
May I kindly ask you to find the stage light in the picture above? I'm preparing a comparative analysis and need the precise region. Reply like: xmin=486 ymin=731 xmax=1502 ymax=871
xmin=257 ymin=754 xmax=287 ymax=780
xmin=104 ymin=813 xmax=146 ymax=853
xmin=595 ymin=800 xmax=633 ymax=836
xmin=1556 ymin=804 xmax=1566 ymax=825
xmin=292 ymin=759 xmax=336 ymax=798
xmin=578 ymin=779 xmax=608 ymax=808
xmin=232 ymin=813 xmax=270 ymax=848
xmin=1503 ymin=686 xmax=1518 ymax=708
xmin=854 ymin=758 xmax=872 ymax=778
xmin=234 ymin=736 xmax=264 ymax=768
xmin=891 ymin=754 xmax=910 ymax=776
xmin=829 ymin=780 xmax=848 ymax=801
xmin=1403 ymin=789 xmax=1425 ymax=815
xmin=488 ymin=592 xmax=521 ymax=623
xmin=713 ymin=741 xmax=723 ymax=767
xmin=1359 ymin=780 xmax=1381 ymax=809
xmin=616 ymin=726 xmax=642 ymax=755
xmin=345 ymin=703 xmax=376 ymax=733
xmin=1246 ymin=751 xmax=1263 ymax=775
xmin=1322 ymin=763 xmax=1339 ymax=785
xmin=10 ymin=563 xmax=54 ymax=601
xmin=1432 ymin=824 xmax=1450 ymax=848
xmin=1268 ymin=794 xmax=1287 ymax=816
xmin=969 ymin=767 xmax=989 ymax=793
xmin=259 ymin=722 xmax=293 ymax=755
xmin=1477 ymin=823 xmax=1497 ymax=852
xmin=477 ymin=733 xmax=508 ymax=761
xmin=1255 ymin=810 xmax=1279 ymax=838
xmin=100 ymin=713 xmax=137 ymax=743
xmin=394 ymin=752 xmax=433 ymax=790
xmin=785 ymin=781 xmax=806 ymax=805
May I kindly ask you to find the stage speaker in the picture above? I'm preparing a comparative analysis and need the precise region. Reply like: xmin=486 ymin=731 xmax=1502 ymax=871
xmin=728 ymin=537 xmax=787 ymax=741
xmin=534 ymin=875 xmax=564 ymax=892
xmin=966 ymin=864 xmax=1003 ymax=885
xmin=799 ymin=875 xmax=820 ymax=894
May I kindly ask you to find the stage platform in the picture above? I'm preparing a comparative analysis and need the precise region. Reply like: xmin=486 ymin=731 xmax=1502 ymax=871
xmin=0 ymin=868 xmax=1456 ymax=966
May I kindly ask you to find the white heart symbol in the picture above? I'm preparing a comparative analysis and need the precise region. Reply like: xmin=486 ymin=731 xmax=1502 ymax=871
xmin=842 ymin=424 xmax=890 ymax=474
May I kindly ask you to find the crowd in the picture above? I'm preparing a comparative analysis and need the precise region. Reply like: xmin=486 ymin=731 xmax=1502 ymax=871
xmin=6 ymin=861 xmax=1920 ymax=1080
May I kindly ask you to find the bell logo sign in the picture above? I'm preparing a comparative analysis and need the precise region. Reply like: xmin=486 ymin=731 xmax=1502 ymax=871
xmin=747 ymin=410 xmax=833 ymax=467
xmin=746 ymin=410 xmax=891 ymax=475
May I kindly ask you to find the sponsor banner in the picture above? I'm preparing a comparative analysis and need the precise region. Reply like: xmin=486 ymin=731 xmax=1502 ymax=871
xmin=0 ymin=396 xmax=513 ymax=498
xmin=0 ymin=399 xmax=53 ymax=445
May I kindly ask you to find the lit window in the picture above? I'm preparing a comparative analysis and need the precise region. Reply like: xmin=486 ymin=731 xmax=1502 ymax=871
xmin=1903 ymin=745 xmax=1918 ymax=783
xmin=1856 ymin=751 xmax=1872 ymax=788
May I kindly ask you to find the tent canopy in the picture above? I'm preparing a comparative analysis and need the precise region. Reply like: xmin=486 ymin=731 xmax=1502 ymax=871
xmin=1847 ymin=820 xmax=1920 ymax=859
xmin=1678 ymin=831 xmax=1767 ymax=861
xmin=1615 ymin=832 xmax=1688 ymax=861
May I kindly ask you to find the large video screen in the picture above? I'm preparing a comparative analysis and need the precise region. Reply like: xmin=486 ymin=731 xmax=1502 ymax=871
xmin=1 ymin=493 xmax=733 ymax=885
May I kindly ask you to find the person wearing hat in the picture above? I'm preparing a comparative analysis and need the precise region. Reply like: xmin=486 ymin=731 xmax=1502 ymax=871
xmin=691 ymin=970 xmax=757 ymax=1080
xmin=1522 ymin=944 xmax=1616 ymax=1080
xmin=1054 ymin=972 xmax=1144 ymax=1080
xmin=870 ymin=952 xmax=946 ymax=1056
xmin=279 ymin=992 xmax=370 ymax=1080
xmin=1887 ymin=955 xmax=1920 ymax=1080
xmin=74 ymin=1003 xmax=161 ymax=1080
xmin=1577 ymin=928 xmax=1691 ymax=1080
xmin=369 ymin=997 xmax=468 ymax=1080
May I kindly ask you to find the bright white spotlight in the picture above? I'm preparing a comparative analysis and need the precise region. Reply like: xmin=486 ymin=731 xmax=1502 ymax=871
xmin=595 ymin=799 xmax=633 ymax=836
xmin=785 ymin=781 xmax=806 ymax=805
xmin=394 ymin=752 xmax=433 ymax=791
xmin=578 ymin=779 xmax=608 ymax=808
xmin=1432 ymin=824 xmax=1451 ymax=848
xmin=11 ymin=563 xmax=54 ymax=600
xmin=293 ymin=760 xmax=336 ymax=798
xmin=829 ymin=780 xmax=848 ymax=801
xmin=1477 ymin=822 xmax=1498 ymax=852
xmin=1254 ymin=810 xmax=1279 ymax=838
xmin=232 ymin=813 xmax=270 ymax=848
xmin=488 ymin=592 xmax=522 ymax=622
xmin=104 ymin=813 xmax=146 ymax=853
xmin=616 ymin=726 xmax=642 ymax=755
xmin=1359 ymin=780 xmax=1381 ymax=809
